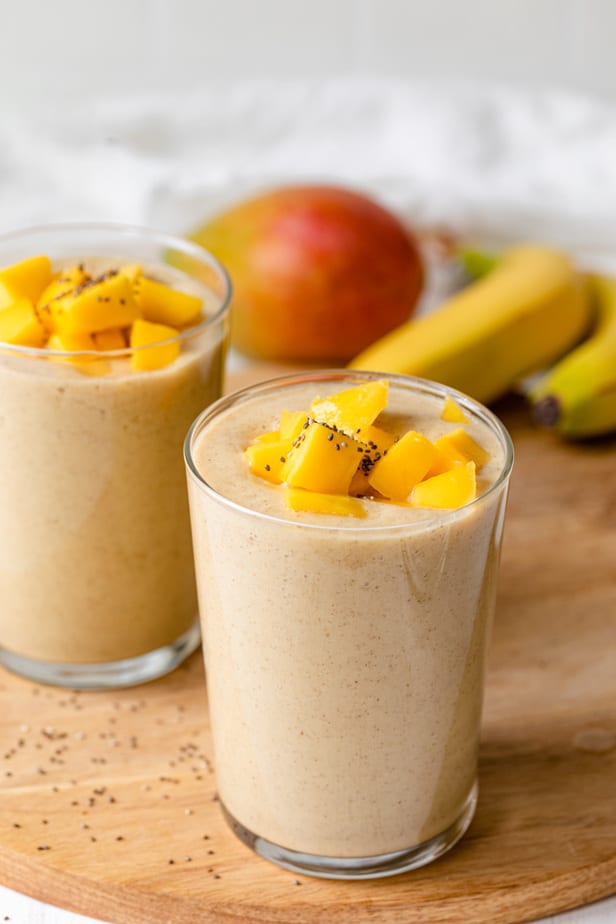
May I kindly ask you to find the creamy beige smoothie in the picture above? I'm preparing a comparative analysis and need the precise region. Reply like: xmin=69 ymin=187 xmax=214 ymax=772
xmin=186 ymin=372 xmax=512 ymax=877
xmin=0 ymin=226 xmax=230 ymax=687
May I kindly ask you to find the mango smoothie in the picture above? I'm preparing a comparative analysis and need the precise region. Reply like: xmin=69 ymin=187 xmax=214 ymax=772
xmin=0 ymin=225 xmax=230 ymax=688
xmin=185 ymin=371 xmax=513 ymax=878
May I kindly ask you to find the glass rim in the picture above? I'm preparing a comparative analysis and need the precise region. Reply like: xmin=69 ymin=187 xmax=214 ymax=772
xmin=184 ymin=370 xmax=515 ymax=535
xmin=0 ymin=221 xmax=232 ymax=358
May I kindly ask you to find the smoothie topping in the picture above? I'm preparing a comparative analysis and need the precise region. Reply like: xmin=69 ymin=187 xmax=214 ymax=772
xmin=0 ymin=255 xmax=203 ymax=371
xmin=440 ymin=394 xmax=469 ymax=423
xmin=244 ymin=380 xmax=491 ymax=515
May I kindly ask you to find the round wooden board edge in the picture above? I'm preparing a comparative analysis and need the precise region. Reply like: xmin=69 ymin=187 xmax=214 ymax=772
xmin=2 ymin=841 xmax=616 ymax=924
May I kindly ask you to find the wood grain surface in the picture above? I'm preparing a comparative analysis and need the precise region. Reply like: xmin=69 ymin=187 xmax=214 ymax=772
xmin=0 ymin=366 xmax=615 ymax=924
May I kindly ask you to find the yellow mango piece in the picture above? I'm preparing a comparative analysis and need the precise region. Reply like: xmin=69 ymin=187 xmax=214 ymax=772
xmin=284 ymin=486 xmax=367 ymax=518
xmin=36 ymin=265 xmax=90 ymax=332
xmin=355 ymin=424 xmax=396 ymax=452
xmin=368 ymin=430 xmax=437 ymax=501
xmin=134 ymin=276 xmax=202 ymax=327
xmin=411 ymin=461 xmax=476 ymax=510
xmin=425 ymin=447 xmax=461 ymax=478
xmin=441 ymin=395 xmax=469 ymax=423
xmin=280 ymin=409 xmax=309 ymax=442
xmin=130 ymin=319 xmax=180 ymax=371
xmin=0 ymin=299 xmax=46 ymax=347
xmin=255 ymin=409 xmax=309 ymax=446
xmin=56 ymin=272 xmax=140 ymax=335
xmin=283 ymin=422 xmax=360 ymax=495
xmin=348 ymin=425 xmax=398 ymax=496
xmin=244 ymin=438 xmax=293 ymax=485
xmin=47 ymin=331 xmax=111 ymax=375
xmin=38 ymin=265 xmax=89 ymax=305
xmin=348 ymin=467 xmax=378 ymax=498
xmin=310 ymin=379 xmax=389 ymax=434
xmin=93 ymin=328 xmax=127 ymax=351
xmin=119 ymin=263 xmax=143 ymax=283
xmin=48 ymin=330 xmax=97 ymax=353
xmin=0 ymin=255 xmax=53 ymax=308
xmin=256 ymin=429 xmax=282 ymax=444
xmin=434 ymin=428 xmax=490 ymax=470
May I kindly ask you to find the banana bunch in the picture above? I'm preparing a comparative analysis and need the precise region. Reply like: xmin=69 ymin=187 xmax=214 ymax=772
xmin=529 ymin=273 xmax=616 ymax=438
xmin=349 ymin=244 xmax=593 ymax=406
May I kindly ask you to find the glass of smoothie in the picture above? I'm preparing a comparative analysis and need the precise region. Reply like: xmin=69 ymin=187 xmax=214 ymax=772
xmin=0 ymin=223 xmax=231 ymax=688
xmin=185 ymin=370 xmax=513 ymax=879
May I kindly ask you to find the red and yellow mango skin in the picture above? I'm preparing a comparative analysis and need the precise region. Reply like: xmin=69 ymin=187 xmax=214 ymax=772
xmin=190 ymin=185 xmax=424 ymax=362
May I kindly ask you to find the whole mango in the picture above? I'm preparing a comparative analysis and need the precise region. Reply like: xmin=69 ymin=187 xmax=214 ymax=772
xmin=189 ymin=185 xmax=424 ymax=362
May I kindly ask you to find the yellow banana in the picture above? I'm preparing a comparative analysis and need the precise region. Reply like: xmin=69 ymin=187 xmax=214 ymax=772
xmin=349 ymin=244 xmax=593 ymax=405
xmin=530 ymin=273 xmax=616 ymax=438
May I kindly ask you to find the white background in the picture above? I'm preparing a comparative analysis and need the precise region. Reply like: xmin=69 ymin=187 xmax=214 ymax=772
xmin=1 ymin=0 xmax=616 ymax=109
xmin=1 ymin=2 xmax=615 ymax=922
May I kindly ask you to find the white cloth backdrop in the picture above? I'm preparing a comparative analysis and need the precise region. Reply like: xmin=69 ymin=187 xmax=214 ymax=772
xmin=1 ymin=79 xmax=615 ymax=253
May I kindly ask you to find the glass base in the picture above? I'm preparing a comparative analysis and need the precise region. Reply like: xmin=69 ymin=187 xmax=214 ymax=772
xmin=222 ymin=781 xmax=477 ymax=880
xmin=0 ymin=619 xmax=201 ymax=690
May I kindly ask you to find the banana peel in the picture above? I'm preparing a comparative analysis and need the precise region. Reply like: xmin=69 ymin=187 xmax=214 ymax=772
xmin=530 ymin=273 xmax=616 ymax=439
xmin=349 ymin=244 xmax=594 ymax=406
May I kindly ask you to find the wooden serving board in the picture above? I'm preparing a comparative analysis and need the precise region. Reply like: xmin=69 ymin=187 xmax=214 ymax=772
xmin=1 ymin=366 xmax=615 ymax=924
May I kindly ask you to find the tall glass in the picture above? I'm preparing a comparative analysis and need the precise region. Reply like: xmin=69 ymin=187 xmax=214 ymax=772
xmin=185 ymin=370 xmax=513 ymax=879
xmin=0 ymin=223 xmax=231 ymax=688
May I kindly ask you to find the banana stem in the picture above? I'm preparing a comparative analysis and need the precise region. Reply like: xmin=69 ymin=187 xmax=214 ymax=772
xmin=457 ymin=247 xmax=500 ymax=280
xmin=532 ymin=395 xmax=561 ymax=428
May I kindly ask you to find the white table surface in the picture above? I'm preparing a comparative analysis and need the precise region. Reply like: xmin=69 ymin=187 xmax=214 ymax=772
xmin=1 ymin=883 xmax=616 ymax=923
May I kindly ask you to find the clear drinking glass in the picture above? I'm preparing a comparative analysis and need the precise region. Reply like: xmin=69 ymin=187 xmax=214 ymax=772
xmin=0 ymin=223 xmax=231 ymax=688
xmin=185 ymin=370 xmax=513 ymax=879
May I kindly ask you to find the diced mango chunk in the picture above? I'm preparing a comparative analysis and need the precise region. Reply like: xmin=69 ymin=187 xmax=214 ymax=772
xmin=425 ymin=447 xmax=461 ymax=478
xmin=310 ymin=379 xmax=389 ymax=434
xmin=118 ymin=263 xmax=143 ymax=283
xmin=134 ymin=276 xmax=202 ymax=327
xmin=256 ymin=429 xmax=282 ymax=444
xmin=435 ymin=428 xmax=490 ymax=470
xmin=348 ymin=467 xmax=378 ymax=498
xmin=47 ymin=330 xmax=111 ymax=375
xmin=55 ymin=272 xmax=140 ymax=335
xmin=48 ymin=331 xmax=97 ymax=353
xmin=280 ymin=409 xmax=309 ymax=442
xmin=283 ymin=422 xmax=360 ymax=495
xmin=0 ymin=299 xmax=46 ymax=347
xmin=284 ymin=486 xmax=367 ymax=518
xmin=93 ymin=328 xmax=127 ymax=351
xmin=130 ymin=319 xmax=180 ymax=371
xmin=44 ymin=292 xmax=76 ymax=334
xmin=355 ymin=424 xmax=396 ymax=453
xmin=36 ymin=266 xmax=90 ymax=332
xmin=244 ymin=439 xmax=293 ymax=485
xmin=411 ymin=461 xmax=476 ymax=509
xmin=368 ymin=430 xmax=437 ymax=501
xmin=441 ymin=395 xmax=469 ymax=424
xmin=38 ymin=266 xmax=89 ymax=307
xmin=347 ymin=424 xmax=398 ymax=497
xmin=0 ymin=255 xmax=53 ymax=307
